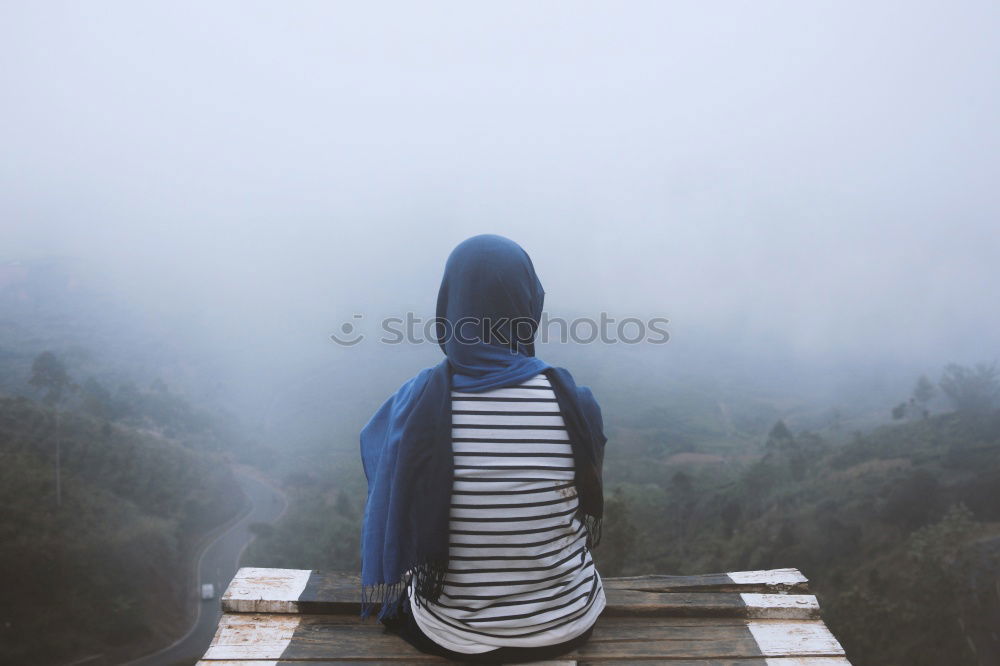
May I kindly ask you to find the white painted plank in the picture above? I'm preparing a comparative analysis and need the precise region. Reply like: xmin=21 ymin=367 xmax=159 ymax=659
xmin=728 ymin=569 xmax=808 ymax=587
xmin=741 ymin=593 xmax=820 ymax=619
xmin=197 ymin=663 xmax=570 ymax=666
xmin=222 ymin=568 xmax=312 ymax=613
xmin=748 ymin=620 xmax=846 ymax=657
xmin=202 ymin=614 xmax=300 ymax=660
xmin=765 ymin=659 xmax=851 ymax=665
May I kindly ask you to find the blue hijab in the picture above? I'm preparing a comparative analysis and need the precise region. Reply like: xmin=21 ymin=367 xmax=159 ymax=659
xmin=360 ymin=235 xmax=606 ymax=619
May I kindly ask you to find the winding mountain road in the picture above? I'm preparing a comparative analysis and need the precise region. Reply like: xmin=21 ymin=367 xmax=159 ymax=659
xmin=124 ymin=467 xmax=287 ymax=666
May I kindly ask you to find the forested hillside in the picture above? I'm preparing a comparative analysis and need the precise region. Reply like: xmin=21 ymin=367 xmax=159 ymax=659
xmin=0 ymin=261 xmax=273 ymax=663
xmin=246 ymin=363 xmax=1000 ymax=666
xmin=0 ymin=394 xmax=245 ymax=664
xmin=600 ymin=407 xmax=1000 ymax=665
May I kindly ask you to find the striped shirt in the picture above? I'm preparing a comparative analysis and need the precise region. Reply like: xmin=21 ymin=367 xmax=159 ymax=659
xmin=408 ymin=372 xmax=606 ymax=653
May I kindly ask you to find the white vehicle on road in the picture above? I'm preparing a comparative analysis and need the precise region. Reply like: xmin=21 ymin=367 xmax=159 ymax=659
xmin=201 ymin=583 xmax=216 ymax=600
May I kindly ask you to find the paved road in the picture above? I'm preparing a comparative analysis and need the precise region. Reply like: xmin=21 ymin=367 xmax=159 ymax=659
xmin=125 ymin=468 xmax=287 ymax=666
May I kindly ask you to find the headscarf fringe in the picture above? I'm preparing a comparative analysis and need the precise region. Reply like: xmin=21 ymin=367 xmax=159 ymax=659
xmin=360 ymin=558 xmax=449 ymax=621
xmin=360 ymin=580 xmax=403 ymax=621
xmin=411 ymin=559 xmax=448 ymax=608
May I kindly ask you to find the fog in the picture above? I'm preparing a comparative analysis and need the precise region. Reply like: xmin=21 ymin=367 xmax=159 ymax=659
xmin=3 ymin=1 xmax=999 ymax=418
xmin=6 ymin=6 xmax=1000 ymax=662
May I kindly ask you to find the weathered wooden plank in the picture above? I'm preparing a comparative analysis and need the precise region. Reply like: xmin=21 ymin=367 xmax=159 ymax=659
xmin=609 ymin=569 xmax=810 ymax=594
xmin=205 ymin=569 xmax=845 ymax=664
xmin=576 ymin=619 xmax=842 ymax=660
xmin=746 ymin=621 xmax=844 ymax=658
xmin=221 ymin=568 xmax=814 ymax=615
xmin=765 ymin=657 xmax=851 ymax=666
xmin=602 ymin=590 xmax=819 ymax=619
xmin=728 ymin=570 xmax=809 ymax=588
xmin=202 ymin=614 xmax=302 ymax=660
xmin=739 ymin=594 xmax=820 ymax=620
xmin=222 ymin=568 xmax=315 ymax=613
xmin=195 ymin=654 xmax=444 ymax=666
xmin=201 ymin=613 xmax=842 ymax=662
xmin=225 ymin=586 xmax=820 ymax=620
xmin=197 ymin=660 xmax=849 ymax=665
xmin=195 ymin=659 xmax=580 ymax=666
xmin=197 ymin=661 xmax=849 ymax=665
xmin=576 ymin=661 xmax=849 ymax=666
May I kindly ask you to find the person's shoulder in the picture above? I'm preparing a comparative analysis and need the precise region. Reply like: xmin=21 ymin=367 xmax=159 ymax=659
xmin=546 ymin=366 xmax=592 ymax=391
xmin=546 ymin=366 xmax=600 ymax=404
xmin=362 ymin=361 xmax=449 ymax=438
xmin=391 ymin=359 xmax=450 ymax=403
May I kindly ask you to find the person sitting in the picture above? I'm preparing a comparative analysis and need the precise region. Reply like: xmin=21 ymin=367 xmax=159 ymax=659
xmin=359 ymin=234 xmax=608 ymax=663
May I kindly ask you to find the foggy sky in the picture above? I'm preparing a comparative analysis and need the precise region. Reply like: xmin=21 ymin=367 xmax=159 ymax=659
xmin=3 ymin=1 xmax=999 ymax=372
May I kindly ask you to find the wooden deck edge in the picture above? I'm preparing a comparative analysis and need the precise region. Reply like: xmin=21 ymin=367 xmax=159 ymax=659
xmin=221 ymin=567 xmax=815 ymax=616
xmin=195 ymin=659 xmax=580 ymax=666
xmin=195 ymin=657 xmax=851 ymax=666
xmin=205 ymin=567 xmax=848 ymax=664
xmin=199 ymin=614 xmax=848 ymax=663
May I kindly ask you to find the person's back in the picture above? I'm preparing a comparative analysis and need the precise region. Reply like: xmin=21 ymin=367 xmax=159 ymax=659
xmin=408 ymin=372 xmax=606 ymax=653
xmin=360 ymin=235 xmax=608 ymax=663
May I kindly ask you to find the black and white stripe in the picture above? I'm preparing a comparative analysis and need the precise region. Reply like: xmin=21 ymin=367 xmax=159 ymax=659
xmin=410 ymin=373 xmax=605 ymax=651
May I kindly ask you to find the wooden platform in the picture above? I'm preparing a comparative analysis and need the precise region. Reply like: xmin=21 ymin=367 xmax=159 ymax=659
xmin=197 ymin=567 xmax=850 ymax=664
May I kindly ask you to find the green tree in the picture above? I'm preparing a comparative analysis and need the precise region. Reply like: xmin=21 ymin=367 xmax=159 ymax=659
xmin=81 ymin=377 xmax=112 ymax=420
xmin=881 ymin=469 xmax=939 ymax=531
xmin=939 ymin=362 xmax=1000 ymax=412
xmin=766 ymin=420 xmax=794 ymax=449
xmin=29 ymin=351 xmax=70 ymax=405
xmin=912 ymin=375 xmax=935 ymax=409
xmin=597 ymin=488 xmax=635 ymax=575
